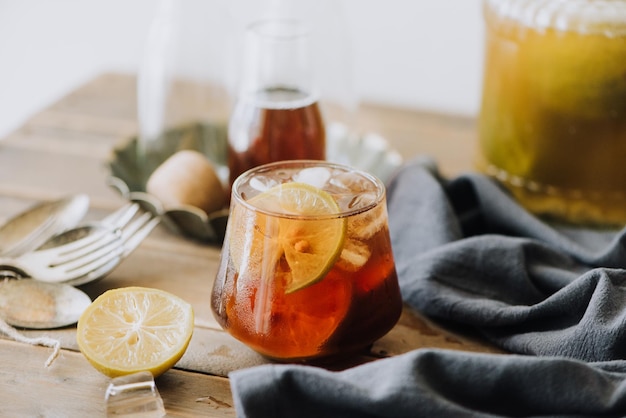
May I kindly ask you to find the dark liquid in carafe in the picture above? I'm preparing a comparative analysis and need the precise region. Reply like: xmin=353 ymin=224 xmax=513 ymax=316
xmin=228 ymin=87 xmax=326 ymax=186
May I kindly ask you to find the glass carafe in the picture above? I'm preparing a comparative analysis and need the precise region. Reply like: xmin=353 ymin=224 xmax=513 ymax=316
xmin=227 ymin=19 xmax=326 ymax=188
xmin=137 ymin=0 xmax=234 ymax=184
xmin=476 ymin=0 xmax=626 ymax=225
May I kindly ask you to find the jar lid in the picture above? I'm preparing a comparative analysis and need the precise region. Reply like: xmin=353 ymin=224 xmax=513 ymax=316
xmin=484 ymin=0 xmax=626 ymax=36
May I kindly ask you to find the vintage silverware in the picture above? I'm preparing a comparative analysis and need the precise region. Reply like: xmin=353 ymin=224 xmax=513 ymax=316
xmin=0 ymin=279 xmax=91 ymax=329
xmin=0 ymin=203 xmax=160 ymax=285
xmin=60 ymin=204 xmax=161 ymax=286
xmin=0 ymin=194 xmax=89 ymax=257
xmin=0 ymin=226 xmax=123 ymax=283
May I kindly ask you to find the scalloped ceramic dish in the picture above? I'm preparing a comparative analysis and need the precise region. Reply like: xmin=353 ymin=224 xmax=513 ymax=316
xmin=107 ymin=121 xmax=402 ymax=244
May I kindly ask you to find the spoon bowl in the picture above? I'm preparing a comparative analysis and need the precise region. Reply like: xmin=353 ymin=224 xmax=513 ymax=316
xmin=0 ymin=279 xmax=91 ymax=329
xmin=0 ymin=195 xmax=89 ymax=257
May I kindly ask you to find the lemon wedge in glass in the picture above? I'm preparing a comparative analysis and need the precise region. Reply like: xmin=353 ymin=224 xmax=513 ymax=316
xmin=230 ymin=182 xmax=346 ymax=294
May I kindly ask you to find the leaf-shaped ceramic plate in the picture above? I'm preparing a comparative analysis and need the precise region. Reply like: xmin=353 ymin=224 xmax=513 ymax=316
xmin=107 ymin=122 xmax=402 ymax=244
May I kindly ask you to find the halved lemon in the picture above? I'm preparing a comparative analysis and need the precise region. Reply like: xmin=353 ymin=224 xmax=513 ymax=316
xmin=76 ymin=287 xmax=194 ymax=378
xmin=229 ymin=182 xmax=346 ymax=294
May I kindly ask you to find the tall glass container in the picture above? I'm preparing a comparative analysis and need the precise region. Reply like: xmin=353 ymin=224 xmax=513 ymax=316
xmin=137 ymin=0 xmax=234 ymax=184
xmin=477 ymin=0 xmax=626 ymax=225
xmin=227 ymin=19 xmax=326 ymax=188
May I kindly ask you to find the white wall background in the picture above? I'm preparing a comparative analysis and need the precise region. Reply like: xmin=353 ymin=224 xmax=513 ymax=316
xmin=0 ymin=0 xmax=485 ymax=138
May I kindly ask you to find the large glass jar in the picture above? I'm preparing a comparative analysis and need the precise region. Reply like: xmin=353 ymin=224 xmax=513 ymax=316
xmin=476 ymin=0 xmax=626 ymax=226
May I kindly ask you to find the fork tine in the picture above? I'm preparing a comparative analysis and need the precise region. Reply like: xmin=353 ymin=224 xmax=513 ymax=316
xmin=61 ymin=245 xmax=125 ymax=282
xmin=26 ymin=205 xmax=159 ymax=284
xmin=120 ymin=212 xmax=153 ymax=239
xmin=65 ymin=254 xmax=122 ymax=286
xmin=38 ymin=227 xmax=115 ymax=261
xmin=51 ymin=228 xmax=120 ymax=265
xmin=67 ymin=213 xmax=160 ymax=279
xmin=59 ymin=237 xmax=123 ymax=274
xmin=102 ymin=203 xmax=140 ymax=229
xmin=122 ymin=216 xmax=160 ymax=257
xmin=60 ymin=214 xmax=159 ymax=282
xmin=30 ymin=236 xmax=124 ymax=283
xmin=52 ymin=203 xmax=137 ymax=259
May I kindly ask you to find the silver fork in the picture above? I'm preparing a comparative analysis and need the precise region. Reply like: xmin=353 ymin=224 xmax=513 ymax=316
xmin=104 ymin=203 xmax=161 ymax=258
xmin=0 ymin=203 xmax=160 ymax=284
xmin=62 ymin=203 xmax=161 ymax=286
xmin=0 ymin=226 xmax=123 ymax=283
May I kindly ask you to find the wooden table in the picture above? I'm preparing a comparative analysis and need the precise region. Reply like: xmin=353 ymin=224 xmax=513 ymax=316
xmin=0 ymin=73 xmax=500 ymax=416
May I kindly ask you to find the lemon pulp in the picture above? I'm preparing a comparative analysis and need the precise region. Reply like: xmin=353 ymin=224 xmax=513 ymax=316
xmin=76 ymin=286 xmax=194 ymax=378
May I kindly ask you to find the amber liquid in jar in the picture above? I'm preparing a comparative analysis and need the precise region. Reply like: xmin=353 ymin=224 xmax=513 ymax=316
xmin=477 ymin=0 xmax=626 ymax=225
xmin=227 ymin=86 xmax=326 ymax=186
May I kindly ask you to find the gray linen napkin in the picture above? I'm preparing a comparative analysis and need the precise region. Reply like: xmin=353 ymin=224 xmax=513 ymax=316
xmin=230 ymin=348 xmax=626 ymax=417
xmin=388 ymin=158 xmax=626 ymax=362
xmin=229 ymin=158 xmax=626 ymax=417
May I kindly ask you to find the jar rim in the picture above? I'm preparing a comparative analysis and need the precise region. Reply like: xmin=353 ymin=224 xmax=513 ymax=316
xmin=484 ymin=0 xmax=626 ymax=36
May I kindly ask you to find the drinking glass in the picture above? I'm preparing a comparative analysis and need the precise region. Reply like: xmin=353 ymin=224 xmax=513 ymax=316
xmin=211 ymin=160 xmax=402 ymax=362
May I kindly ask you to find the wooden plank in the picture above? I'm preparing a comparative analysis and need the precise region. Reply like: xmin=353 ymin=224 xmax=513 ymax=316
xmin=356 ymin=103 xmax=477 ymax=176
xmin=0 ymin=339 xmax=235 ymax=417
xmin=78 ymin=242 xmax=222 ymax=329
xmin=4 ymin=130 xmax=122 ymax=159
xmin=49 ymin=73 xmax=138 ymax=120
xmin=372 ymin=305 xmax=503 ymax=358
xmin=4 ymin=72 xmax=477 ymax=177
xmin=20 ymin=108 xmax=137 ymax=138
xmin=0 ymin=146 xmax=124 ymax=207
xmin=11 ymin=326 xmax=272 ymax=378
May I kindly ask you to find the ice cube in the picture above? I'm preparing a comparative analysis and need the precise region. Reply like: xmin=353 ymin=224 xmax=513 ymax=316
xmin=333 ymin=191 xmax=380 ymax=215
xmin=347 ymin=204 xmax=386 ymax=240
xmin=332 ymin=171 xmax=376 ymax=192
xmin=337 ymin=239 xmax=371 ymax=272
xmin=249 ymin=175 xmax=279 ymax=192
xmin=294 ymin=167 xmax=331 ymax=189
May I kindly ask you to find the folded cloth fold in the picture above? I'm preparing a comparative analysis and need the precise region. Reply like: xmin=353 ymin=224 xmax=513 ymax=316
xmin=230 ymin=348 xmax=626 ymax=417
xmin=387 ymin=158 xmax=626 ymax=362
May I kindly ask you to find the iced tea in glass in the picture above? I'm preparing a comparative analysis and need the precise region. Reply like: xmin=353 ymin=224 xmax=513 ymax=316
xmin=211 ymin=160 xmax=402 ymax=362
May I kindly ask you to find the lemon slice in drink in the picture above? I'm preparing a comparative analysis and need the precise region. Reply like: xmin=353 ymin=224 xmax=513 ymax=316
xmin=76 ymin=287 xmax=194 ymax=378
xmin=230 ymin=182 xmax=346 ymax=294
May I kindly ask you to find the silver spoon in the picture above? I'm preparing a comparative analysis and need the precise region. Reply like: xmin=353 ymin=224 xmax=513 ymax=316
xmin=0 ymin=278 xmax=91 ymax=329
xmin=0 ymin=195 xmax=89 ymax=257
